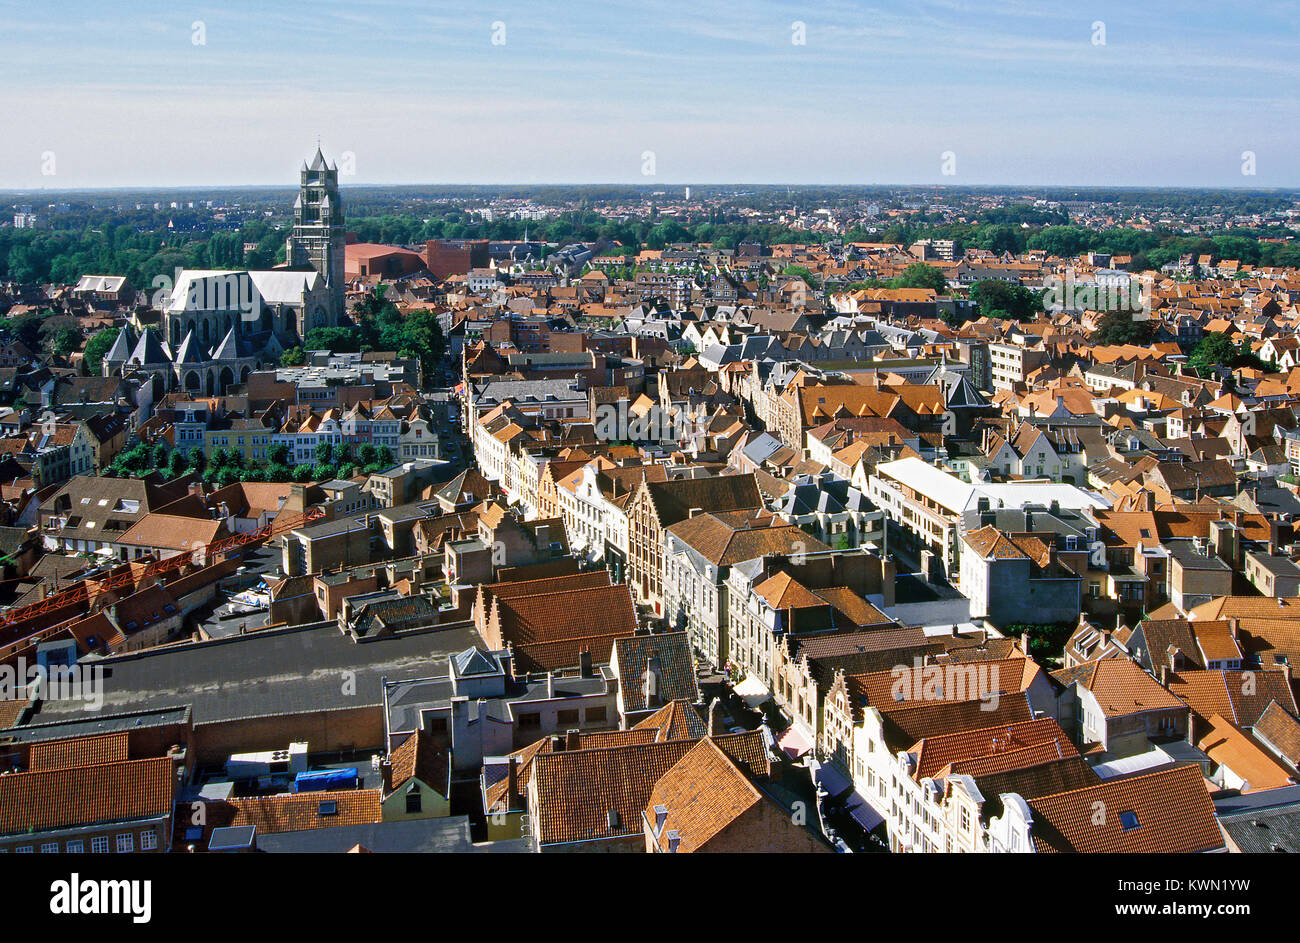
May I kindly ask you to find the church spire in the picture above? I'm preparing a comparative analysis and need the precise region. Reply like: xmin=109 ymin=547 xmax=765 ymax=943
xmin=288 ymin=144 xmax=345 ymax=326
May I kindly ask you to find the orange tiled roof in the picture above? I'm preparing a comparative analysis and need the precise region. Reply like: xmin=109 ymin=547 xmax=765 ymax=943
xmin=1050 ymin=657 xmax=1186 ymax=717
xmin=28 ymin=732 xmax=130 ymax=772
xmin=644 ymin=738 xmax=760 ymax=852
xmin=215 ymin=789 xmax=382 ymax=834
xmin=1197 ymin=713 xmax=1294 ymax=793
xmin=1027 ymin=763 xmax=1223 ymax=853
xmin=0 ymin=757 xmax=175 ymax=835
xmin=530 ymin=731 xmax=768 ymax=846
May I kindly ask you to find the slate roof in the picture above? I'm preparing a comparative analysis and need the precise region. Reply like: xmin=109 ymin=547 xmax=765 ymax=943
xmin=614 ymin=631 xmax=699 ymax=714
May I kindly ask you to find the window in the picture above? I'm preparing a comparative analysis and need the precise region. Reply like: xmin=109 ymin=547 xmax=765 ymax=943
xmin=116 ymin=833 xmax=134 ymax=853
xmin=519 ymin=712 xmax=541 ymax=730
xmin=405 ymin=789 xmax=423 ymax=815
xmin=40 ymin=842 xmax=58 ymax=854
xmin=91 ymin=836 xmax=109 ymax=854
xmin=15 ymin=845 xmax=33 ymax=853
xmin=1119 ymin=810 xmax=1141 ymax=831
xmin=66 ymin=840 xmax=84 ymax=854
xmin=557 ymin=709 xmax=579 ymax=726
xmin=585 ymin=706 xmax=607 ymax=723
xmin=139 ymin=832 xmax=156 ymax=851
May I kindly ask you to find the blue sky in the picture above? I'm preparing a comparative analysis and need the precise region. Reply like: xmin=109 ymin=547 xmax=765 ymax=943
xmin=1 ymin=0 xmax=1296 ymax=188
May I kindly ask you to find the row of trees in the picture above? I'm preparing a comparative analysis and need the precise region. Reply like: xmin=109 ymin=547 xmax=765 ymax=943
xmin=7 ymin=200 xmax=1299 ymax=300
xmin=850 ymin=221 xmax=1300 ymax=272
xmin=0 ymin=219 xmax=287 ymax=292
xmin=104 ymin=440 xmax=397 ymax=487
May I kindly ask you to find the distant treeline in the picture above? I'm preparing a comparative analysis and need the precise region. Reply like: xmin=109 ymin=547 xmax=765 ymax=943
xmin=2 ymin=196 xmax=1298 ymax=290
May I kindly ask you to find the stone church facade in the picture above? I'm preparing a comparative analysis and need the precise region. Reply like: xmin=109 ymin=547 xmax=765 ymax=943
xmin=104 ymin=147 xmax=346 ymax=397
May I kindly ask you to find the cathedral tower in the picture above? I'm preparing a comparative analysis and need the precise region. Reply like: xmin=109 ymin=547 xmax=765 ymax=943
xmin=287 ymin=146 xmax=345 ymax=324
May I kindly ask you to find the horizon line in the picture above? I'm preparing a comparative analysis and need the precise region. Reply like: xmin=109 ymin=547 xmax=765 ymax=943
xmin=3 ymin=181 xmax=1299 ymax=195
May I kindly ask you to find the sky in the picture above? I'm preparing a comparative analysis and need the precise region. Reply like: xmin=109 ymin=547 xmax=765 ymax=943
xmin=0 ymin=0 xmax=1297 ymax=189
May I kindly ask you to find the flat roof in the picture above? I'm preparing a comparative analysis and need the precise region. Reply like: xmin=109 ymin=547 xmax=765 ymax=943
xmin=875 ymin=457 xmax=1112 ymax=515
xmin=0 ymin=706 xmax=192 ymax=745
xmin=21 ymin=622 xmax=482 ymax=728
xmin=252 ymin=815 xmax=530 ymax=853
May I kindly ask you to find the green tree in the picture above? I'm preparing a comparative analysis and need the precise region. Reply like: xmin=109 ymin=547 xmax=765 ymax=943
xmin=780 ymin=265 xmax=820 ymax=289
xmin=83 ymin=328 xmax=119 ymax=376
xmin=331 ymin=443 xmax=352 ymax=465
xmin=1093 ymin=309 xmax=1157 ymax=346
xmin=315 ymin=441 xmax=334 ymax=464
xmin=188 ymin=447 xmax=207 ymax=474
xmin=376 ymin=445 xmax=394 ymax=467
xmin=358 ymin=443 xmax=378 ymax=466
xmin=280 ymin=346 xmax=306 ymax=367
xmin=890 ymin=263 xmax=948 ymax=294
xmin=1186 ymin=332 xmax=1236 ymax=375
xmin=267 ymin=442 xmax=291 ymax=466
xmin=971 ymin=280 xmax=1040 ymax=321
xmin=51 ymin=326 xmax=82 ymax=357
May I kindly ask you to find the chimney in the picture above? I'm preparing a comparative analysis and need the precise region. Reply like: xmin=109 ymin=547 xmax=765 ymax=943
xmin=707 ymin=697 xmax=724 ymax=736
xmin=565 ymin=729 xmax=580 ymax=751
xmin=644 ymin=656 xmax=663 ymax=707
xmin=578 ymin=648 xmax=593 ymax=678
xmin=545 ymin=671 xmax=555 ymax=698
xmin=688 ymin=507 xmax=703 ymax=519
xmin=507 ymin=756 xmax=520 ymax=808
xmin=1159 ymin=663 xmax=1170 ymax=687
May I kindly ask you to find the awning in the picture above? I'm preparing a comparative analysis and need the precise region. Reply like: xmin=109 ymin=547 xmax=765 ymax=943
xmin=843 ymin=792 xmax=885 ymax=832
xmin=777 ymin=724 xmax=812 ymax=760
xmin=814 ymin=762 xmax=884 ymax=832
xmin=814 ymin=761 xmax=853 ymax=801
xmin=732 ymin=675 xmax=770 ymax=708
